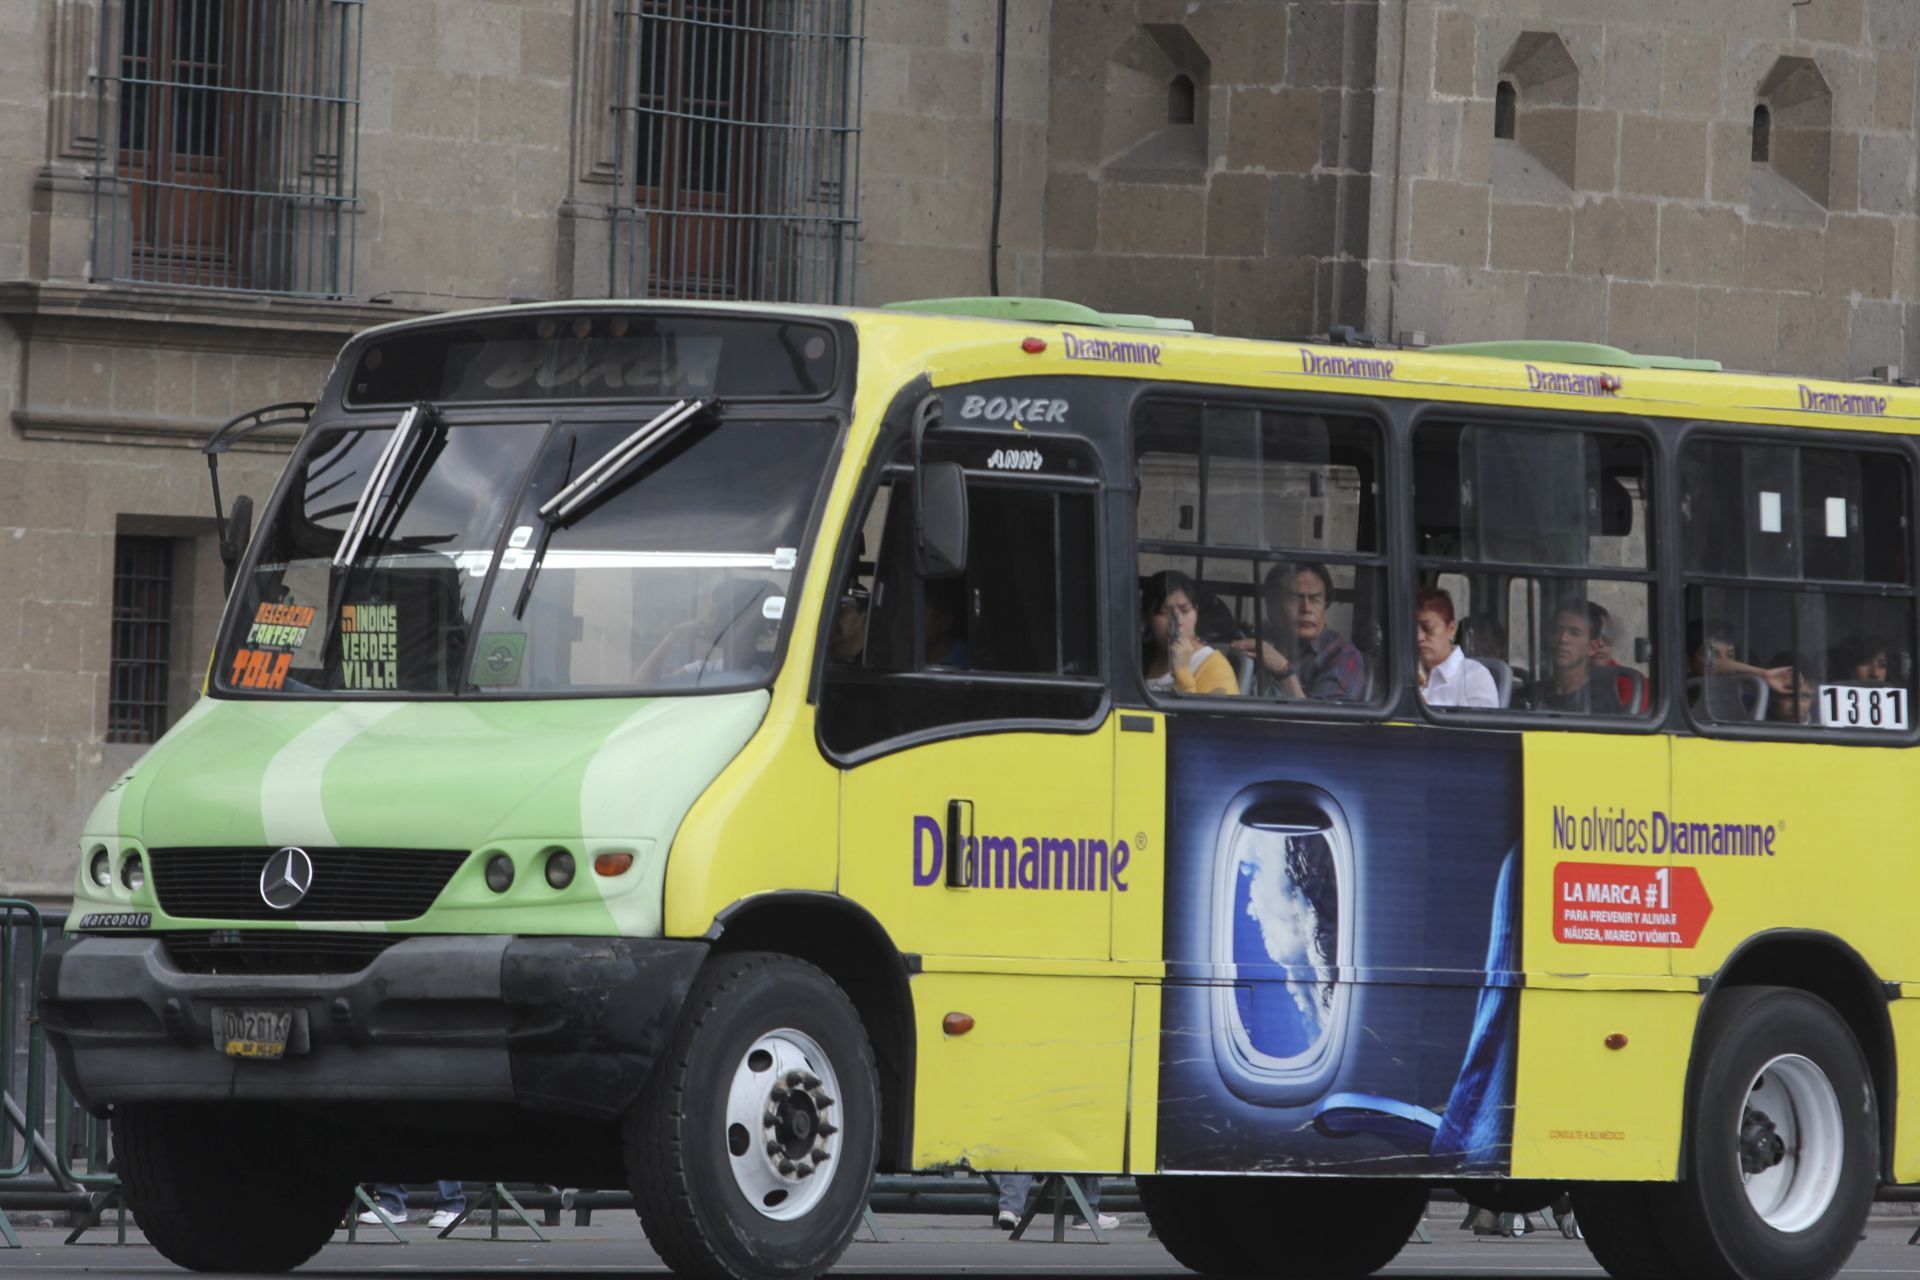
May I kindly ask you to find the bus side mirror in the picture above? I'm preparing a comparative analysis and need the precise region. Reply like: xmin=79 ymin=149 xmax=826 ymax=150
xmin=916 ymin=462 xmax=968 ymax=579
xmin=219 ymin=494 xmax=254 ymax=596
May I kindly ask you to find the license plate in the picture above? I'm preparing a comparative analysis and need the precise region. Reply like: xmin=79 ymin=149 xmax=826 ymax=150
xmin=222 ymin=1008 xmax=294 ymax=1060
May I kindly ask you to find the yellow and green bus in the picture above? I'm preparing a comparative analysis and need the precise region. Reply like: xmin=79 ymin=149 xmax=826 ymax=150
xmin=40 ymin=296 xmax=1920 ymax=1280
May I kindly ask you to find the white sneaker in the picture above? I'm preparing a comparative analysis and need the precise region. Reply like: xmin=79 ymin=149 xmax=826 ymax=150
xmin=358 ymin=1208 xmax=401 ymax=1226
xmin=1072 ymin=1213 xmax=1120 ymax=1230
xmin=995 ymin=1210 xmax=1018 ymax=1230
xmin=427 ymin=1209 xmax=461 ymax=1230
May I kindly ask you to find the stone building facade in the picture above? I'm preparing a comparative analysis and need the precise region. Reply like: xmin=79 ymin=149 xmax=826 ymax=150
xmin=1 ymin=0 xmax=1915 ymax=899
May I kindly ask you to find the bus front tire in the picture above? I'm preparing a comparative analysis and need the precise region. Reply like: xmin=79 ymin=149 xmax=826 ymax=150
xmin=626 ymin=951 xmax=879 ymax=1280
xmin=1654 ymin=986 xmax=1878 ymax=1280
xmin=1137 ymin=1175 xmax=1428 ymax=1278
xmin=115 ymin=1103 xmax=351 ymax=1273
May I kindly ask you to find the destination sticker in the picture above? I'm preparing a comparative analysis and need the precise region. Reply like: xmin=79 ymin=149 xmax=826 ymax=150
xmin=1552 ymin=861 xmax=1711 ymax=948
xmin=230 ymin=647 xmax=293 ymax=691
xmin=77 ymin=912 xmax=152 ymax=930
xmin=247 ymin=602 xmax=317 ymax=649
xmin=1299 ymin=349 xmax=1396 ymax=380
xmin=340 ymin=603 xmax=398 ymax=691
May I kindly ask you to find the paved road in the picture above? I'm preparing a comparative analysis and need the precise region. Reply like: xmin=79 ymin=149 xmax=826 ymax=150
xmin=6 ymin=1211 xmax=1920 ymax=1278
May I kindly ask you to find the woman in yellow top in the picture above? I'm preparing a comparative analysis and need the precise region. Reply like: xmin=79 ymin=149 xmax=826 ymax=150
xmin=1142 ymin=569 xmax=1239 ymax=696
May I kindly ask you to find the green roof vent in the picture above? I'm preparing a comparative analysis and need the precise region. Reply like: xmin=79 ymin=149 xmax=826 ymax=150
xmin=883 ymin=296 xmax=1195 ymax=333
xmin=1426 ymin=339 xmax=1722 ymax=372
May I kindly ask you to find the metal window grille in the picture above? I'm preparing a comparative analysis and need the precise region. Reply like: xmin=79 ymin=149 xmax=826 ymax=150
xmin=107 ymin=537 xmax=176 ymax=745
xmin=610 ymin=0 xmax=864 ymax=303
xmin=90 ymin=0 xmax=364 ymax=297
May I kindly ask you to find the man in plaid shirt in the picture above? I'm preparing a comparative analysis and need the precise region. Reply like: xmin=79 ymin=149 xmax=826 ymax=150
xmin=1234 ymin=562 xmax=1369 ymax=701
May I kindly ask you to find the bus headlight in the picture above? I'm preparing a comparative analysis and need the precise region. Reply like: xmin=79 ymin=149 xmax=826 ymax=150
xmin=120 ymin=852 xmax=145 ymax=893
xmin=544 ymin=850 xmax=575 ymax=890
xmin=485 ymin=854 xmax=515 ymax=893
xmin=89 ymin=849 xmax=112 ymax=889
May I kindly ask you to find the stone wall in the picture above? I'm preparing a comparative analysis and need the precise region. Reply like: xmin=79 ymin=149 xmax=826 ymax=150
xmin=1043 ymin=0 xmax=1379 ymax=337
xmin=857 ymin=0 xmax=1051 ymax=302
xmin=1370 ymin=0 xmax=1920 ymax=374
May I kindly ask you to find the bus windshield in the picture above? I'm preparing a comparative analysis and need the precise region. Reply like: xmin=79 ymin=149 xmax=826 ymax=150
xmin=219 ymin=410 xmax=838 ymax=697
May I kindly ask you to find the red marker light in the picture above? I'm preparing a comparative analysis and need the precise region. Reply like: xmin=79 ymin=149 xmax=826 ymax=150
xmin=1605 ymin=1033 xmax=1628 ymax=1051
xmin=942 ymin=1012 xmax=975 ymax=1036
xmin=1021 ymin=337 xmax=1046 ymax=354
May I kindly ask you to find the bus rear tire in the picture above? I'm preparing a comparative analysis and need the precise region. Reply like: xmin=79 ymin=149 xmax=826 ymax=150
xmin=626 ymin=951 xmax=879 ymax=1280
xmin=1571 ymin=1182 xmax=1683 ymax=1280
xmin=115 ymin=1102 xmax=351 ymax=1272
xmin=1137 ymin=1175 xmax=1428 ymax=1278
xmin=1653 ymin=986 xmax=1877 ymax=1280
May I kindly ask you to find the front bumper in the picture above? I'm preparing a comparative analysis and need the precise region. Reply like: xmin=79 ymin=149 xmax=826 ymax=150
xmin=38 ymin=933 xmax=707 ymax=1118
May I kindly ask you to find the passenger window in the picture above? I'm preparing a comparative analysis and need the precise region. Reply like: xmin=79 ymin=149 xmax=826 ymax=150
xmin=819 ymin=456 xmax=1104 ymax=757
xmin=1681 ymin=437 xmax=1914 ymax=731
xmin=1414 ymin=422 xmax=1655 ymax=719
xmin=1134 ymin=400 xmax=1384 ymax=706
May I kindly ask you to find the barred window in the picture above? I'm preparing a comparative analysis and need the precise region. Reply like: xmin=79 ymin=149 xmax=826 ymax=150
xmin=108 ymin=536 xmax=176 ymax=745
xmin=611 ymin=0 xmax=864 ymax=302
xmin=94 ymin=0 xmax=364 ymax=297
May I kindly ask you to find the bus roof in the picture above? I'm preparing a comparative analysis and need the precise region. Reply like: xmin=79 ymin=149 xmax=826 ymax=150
xmin=334 ymin=296 xmax=1918 ymax=433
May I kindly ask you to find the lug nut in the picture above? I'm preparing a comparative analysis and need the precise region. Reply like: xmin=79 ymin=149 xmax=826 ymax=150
xmin=777 ymin=1158 xmax=796 ymax=1175
xmin=785 ymin=1071 xmax=803 ymax=1087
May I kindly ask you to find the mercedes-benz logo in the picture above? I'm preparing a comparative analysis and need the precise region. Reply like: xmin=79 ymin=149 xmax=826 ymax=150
xmin=259 ymin=847 xmax=315 ymax=911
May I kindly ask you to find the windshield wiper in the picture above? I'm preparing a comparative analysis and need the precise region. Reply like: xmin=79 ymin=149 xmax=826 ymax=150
xmin=512 ymin=434 xmax=577 ymax=621
xmin=538 ymin=398 xmax=713 ymax=527
xmin=332 ymin=402 xmax=434 ymax=569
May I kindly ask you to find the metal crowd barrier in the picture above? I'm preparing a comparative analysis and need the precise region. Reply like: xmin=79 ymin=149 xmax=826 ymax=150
xmin=1 ymin=905 xmax=126 ymax=1248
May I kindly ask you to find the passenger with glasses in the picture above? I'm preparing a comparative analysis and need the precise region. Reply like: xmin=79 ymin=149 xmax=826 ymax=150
xmin=1233 ymin=562 xmax=1367 ymax=702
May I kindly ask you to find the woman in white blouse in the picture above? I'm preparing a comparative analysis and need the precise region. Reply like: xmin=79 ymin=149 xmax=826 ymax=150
xmin=1416 ymin=587 xmax=1498 ymax=709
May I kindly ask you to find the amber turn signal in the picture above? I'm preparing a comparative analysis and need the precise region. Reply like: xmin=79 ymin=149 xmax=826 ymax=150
xmin=1605 ymin=1033 xmax=1628 ymax=1050
xmin=594 ymin=851 xmax=635 ymax=877
xmin=942 ymin=1012 xmax=975 ymax=1036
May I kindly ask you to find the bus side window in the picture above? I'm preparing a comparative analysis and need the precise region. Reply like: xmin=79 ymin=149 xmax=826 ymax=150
xmin=1134 ymin=398 xmax=1386 ymax=706
xmin=1681 ymin=437 xmax=1914 ymax=732
xmin=818 ymin=468 xmax=1104 ymax=757
xmin=1414 ymin=422 xmax=1656 ymax=720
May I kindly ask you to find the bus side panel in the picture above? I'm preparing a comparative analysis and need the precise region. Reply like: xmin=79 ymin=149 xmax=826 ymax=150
xmin=1155 ymin=716 xmax=1522 ymax=1175
xmin=1670 ymin=737 xmax=1918 ymax=987
xmin=1891 ymin=996 xmax=1920 ymax=1182
xmin=908 ymin=972 xmax=1132 ymax=1172
xmin=662 ymin=714 xmax=841 ymax=938
xmin=1127 ymin=982 xmax=1161 ymax=1174
xmin=1509 ymin=988 xmax=1696 ymax=1180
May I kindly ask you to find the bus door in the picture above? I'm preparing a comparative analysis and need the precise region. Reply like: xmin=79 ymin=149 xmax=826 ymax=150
xmin=824 ymin=432 xmax=1131 ymax=1169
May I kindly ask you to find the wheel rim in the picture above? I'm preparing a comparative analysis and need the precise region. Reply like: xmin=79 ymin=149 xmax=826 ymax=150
xmin=1736 ymin=1053 xmax=1843 ymax=1233
xmin=724 ymin=1027 xmax=844 ymax=1221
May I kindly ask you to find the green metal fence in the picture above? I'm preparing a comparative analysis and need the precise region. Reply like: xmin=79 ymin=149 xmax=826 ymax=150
xmin=1 ymin=905 xmax=124 ymax=1248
